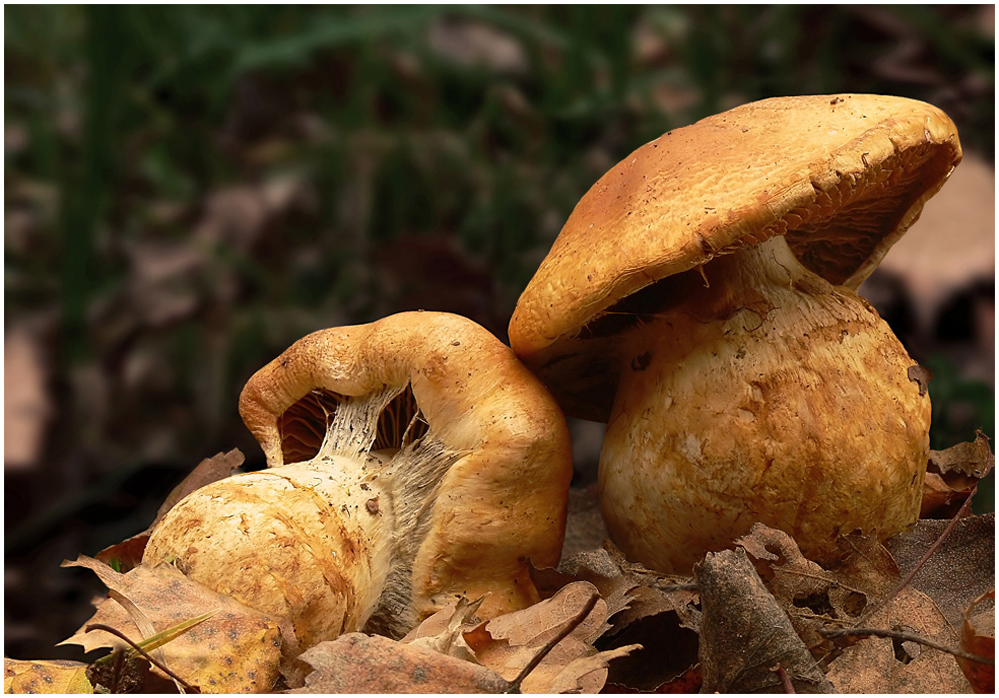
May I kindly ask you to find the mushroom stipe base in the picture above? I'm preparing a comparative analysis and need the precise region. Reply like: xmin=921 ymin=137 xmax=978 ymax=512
xmin=599 ymin=235 xmax=930 ymax=573
xmin=145 ymin=384 xmax=467 ymax=649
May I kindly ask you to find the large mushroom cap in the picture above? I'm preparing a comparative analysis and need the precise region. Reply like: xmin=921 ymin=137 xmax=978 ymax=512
xmin=509 ymin=94 xmax=962 ymax=421
xmin=237 ymin=311 xmax=573 ymax=625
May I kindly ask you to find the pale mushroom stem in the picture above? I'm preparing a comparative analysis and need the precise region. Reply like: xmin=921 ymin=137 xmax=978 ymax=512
xmin=600 ymin=235 xmax=930 ymax=573
xmin=298 ymin=387 xmax=462 ymax=638
xmin=143 ymin=388 xmax=454 ymax=648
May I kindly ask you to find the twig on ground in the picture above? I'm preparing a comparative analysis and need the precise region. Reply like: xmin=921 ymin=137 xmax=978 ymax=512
xmin=818 ymin=626 xmax=994 ymax=667
xmin=857 ymin=484 xmax=977 ymax=625
xmin=774 ymin=664 xmax=796 ymax=693
xmin=85 ymin=624 xmax=201 ymax=693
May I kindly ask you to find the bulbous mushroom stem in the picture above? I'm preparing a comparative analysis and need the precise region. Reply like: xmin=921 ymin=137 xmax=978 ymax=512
xmin=143 ymin=452 xmax=396 ymax=650
xmin=599 ymin=235 xmax=930 ymax=573
xmin=143 ymin=385 xmax=455 ymax=648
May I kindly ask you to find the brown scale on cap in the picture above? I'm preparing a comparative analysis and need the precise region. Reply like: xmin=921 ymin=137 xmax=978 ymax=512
xmin=509 ymin=94 xmax=962 ymax=574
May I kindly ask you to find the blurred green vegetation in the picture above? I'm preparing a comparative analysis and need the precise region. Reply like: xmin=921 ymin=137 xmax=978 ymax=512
xmin=4 ymin=4 xmax=994 ymax=657
xmin=925 ymin=354 xmax=995 ymax=514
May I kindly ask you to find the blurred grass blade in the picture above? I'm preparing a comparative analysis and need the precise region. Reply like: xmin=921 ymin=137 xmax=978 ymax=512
xmin=233 ymin=5 xmax=444 ymax=72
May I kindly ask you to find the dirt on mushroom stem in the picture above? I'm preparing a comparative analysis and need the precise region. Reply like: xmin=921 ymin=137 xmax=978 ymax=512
xmin=599 ymin=234 xmax=930 ymax=574
xmin=143 ymin=385 xmax=465 ymax=652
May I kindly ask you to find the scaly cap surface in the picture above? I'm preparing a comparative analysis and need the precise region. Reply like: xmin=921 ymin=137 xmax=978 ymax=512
xmin=509 ymin=94 xmax=961 ymax=420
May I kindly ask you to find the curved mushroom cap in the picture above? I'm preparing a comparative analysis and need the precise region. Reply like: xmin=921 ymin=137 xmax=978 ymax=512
xmin=509 ymin=94 xmax=962 ymax=421
xmin=238 ymin=311 xmax=573 ymax=623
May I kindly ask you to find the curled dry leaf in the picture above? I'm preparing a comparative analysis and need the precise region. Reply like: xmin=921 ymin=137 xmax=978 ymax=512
xmin=464 ymin=581 xmax=640 ymax=694
xmin=4 ymin=659 xmax=92 ymax=694
xmin=293 ymin=583 xmax=639 ymax=694
xmin=958 ymin=590 xmax=995 ymax=693
xmin=544 ymin=645 xmax=639 ymax=694
xmin=532 ymin=544 xmax=699 ymax=691
xmin=95 ymin=449 xmax=245 ymax=572
xmin=907 ymin=364 xmax=933 ymax=397
xmin=695 ymin=548 xmax=833 ymax=694
xmin=738 ymin=524 xmax=840 ymax=617
xmin=401 ymin=596 xmax=483 ymax=662
xmin=289 ymin=633 xmax=509 ymax=694
xmin=531 ymin=551 xmax=634 ymax=630
xmin=59 ymin=556 xmax=283 ymax=694
xmin=922 ymin=432 xmax=994 ymax=518
xmin=536 ymin=543 xmax=700 ymax=632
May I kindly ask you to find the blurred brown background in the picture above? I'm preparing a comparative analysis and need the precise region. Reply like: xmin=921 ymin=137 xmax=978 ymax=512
xmin=5 ymin=5 xmax=994 ymax=660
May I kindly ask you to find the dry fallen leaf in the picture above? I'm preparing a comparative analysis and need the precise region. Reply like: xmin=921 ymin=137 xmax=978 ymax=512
xmin=531 ymin=550 xmax=635 ymax=630
xmin=738 ymin=524 xmax=839 ymax=598
xmin=465 ymin=581 xmax=640 ymax=694
xmin=4 ymin=659 xmax=92 ymax=694
xmin=737 ymin=524 xmax=882 ymax=654
xmin=737 ymin=520 xmax=984 ymax=692
xmin=922 ymin=432 xmax=994 ymax=518
xmin=289 ymin=633 xmax=509 ymax=694
xmin=544 ymin=645 xmax=638 ymax=694
xmin=958 ymin=590 xmax=995 ymax=693
xmin=908 ymin=363 xmax=933 ymax=397
xmin=401 ymin=596 xmax=483 ymax=662
xmin=293 ymin=583 xmax=639 ymax=694
xmin=533 ymin=544 xmax=699 ymax=691
xmin=695 ymin=547 xmax=833 ymax=693
xmin=884 ymin=513 xmax=995 ymax=632
xmin=59 ymin=556 xmax=284 ymax=694
xmin=823 ymin=587 xmax=973 ymax=693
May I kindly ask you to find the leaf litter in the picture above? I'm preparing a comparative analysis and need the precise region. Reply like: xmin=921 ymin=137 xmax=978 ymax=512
xmin=6 ymin=438 xmax=995 ymax=693
xmin=59 ymin=556 xmax=284 ymax=694
xmin=922 ymin=431 xmax=994 ymax=518
xmin=958 ymin=590 xmax=995 ymax=693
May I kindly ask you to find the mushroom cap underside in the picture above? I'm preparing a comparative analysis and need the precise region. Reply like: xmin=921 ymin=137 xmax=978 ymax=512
xmin=508 ymin=94 xmax=961 ymax=421
xmin=238 ymin=310 xmax=573 ymax=621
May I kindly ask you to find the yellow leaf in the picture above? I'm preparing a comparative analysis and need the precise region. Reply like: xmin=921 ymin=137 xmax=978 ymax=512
xmin=4 ymin=658 xmax=93 ymax=694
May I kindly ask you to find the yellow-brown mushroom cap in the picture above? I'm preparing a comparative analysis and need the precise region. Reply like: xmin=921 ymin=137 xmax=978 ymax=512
xmin=508 ymin=94 xmax=962 ymax=421
xmin=238 ymin=311 xmax=573 ymax=623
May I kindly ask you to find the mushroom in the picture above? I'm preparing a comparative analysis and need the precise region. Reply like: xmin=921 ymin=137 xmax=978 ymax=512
xmin=143 ymin=311 xmax=572 ymax=650
xmin=508 ymin=94 xmax=962 ymax=574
